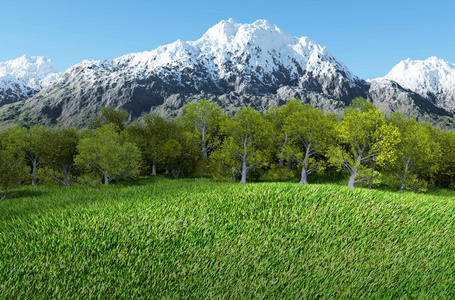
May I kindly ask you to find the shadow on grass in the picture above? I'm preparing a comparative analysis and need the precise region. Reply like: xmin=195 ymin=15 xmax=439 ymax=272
xmin=309 ymin=170 xmax=351 ymax=185
xmin=256 ymin=168 xmax=455 ymax=198
xmin=110 ymin=174 xmax=174 ymax=187
xmin=3 ymin=189 xmax=47 ymax=200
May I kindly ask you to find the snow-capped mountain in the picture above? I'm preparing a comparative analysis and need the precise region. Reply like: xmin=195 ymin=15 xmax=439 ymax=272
xmin=0 ymin=19 xmax=453 ymax=128
xmin=2 ymin=19 xmax=367 ymax=127
xmin=111 ymin=18 xmax=360 ymax=90
xmin=0 ymin=55 xmax=60 ymax=104
xmin=72 ymin=19 xmax=359 ymax=88
xmin=383 ymin=57 xmax=455 ymax=112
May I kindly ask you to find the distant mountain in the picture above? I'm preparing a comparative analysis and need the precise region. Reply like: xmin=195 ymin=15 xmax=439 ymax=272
xmin=0 ymin=55 xmax=60 ymax=105
xmin=380 ymin=57 xmax=455 ymax=113
xmin=0 ymin=20 xmax=454 ymax=128
xmin=367 ymin=78 xmax=453 ymax=125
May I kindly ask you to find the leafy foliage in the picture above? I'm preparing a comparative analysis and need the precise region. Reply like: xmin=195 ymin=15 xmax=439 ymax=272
xmin=280 ymin=101 xmax=337 ymax=184
xmin=39 ymin=127 xmax=79 ymax=186
xmin=75 ymin=124 xmax=141 ymax=186
xmin=181 ymin=99 xmax=224 ymax=159
xmin=215 ymin=107 xmax=271 ymax=184
xmin=435 ymin=129 xmax=455 ymax=189
xmin=0 ymin=127 xmax=29 ymax=199
xmin=23 ymin=125 xmax=49 ymax=185
xmin=0 ymin=98 xmax=455 ymax=194
xmin=329 ymin=98 xmax=400 ymax=188
xmin=128 ymin=112 xmax=174 ymax=175
xmin=161 ymin=122 xmax=203 ymax=179
xmin=265 ymin=99 xmax=304 ymax=167
xmin=387 ymin=113 xmax=440 ymax=192
xmin=87 ymin=106 xmax=129 ymax=131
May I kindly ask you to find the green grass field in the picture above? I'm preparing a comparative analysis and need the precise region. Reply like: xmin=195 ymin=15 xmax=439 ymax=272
xmin=1 ymin=175 xmax=455 ymax=298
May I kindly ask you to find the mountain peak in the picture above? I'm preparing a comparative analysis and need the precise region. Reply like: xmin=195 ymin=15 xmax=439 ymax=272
xmin=199 ymin=19 xmax=293 ymax=49
xmin=394 ymin=56 xmax=455 ymax=71
xmin=381 ymin=56 xmax=455 ymax=112
xmin=200 ymin=19 xmax=241 ymax=45
xmin=385 ymin=57 xmax=455 ymax=91
xmin=0 ymin=55 xmax=59 ymax=78
xmin=0 ymin=55 xmax=60 ymax=104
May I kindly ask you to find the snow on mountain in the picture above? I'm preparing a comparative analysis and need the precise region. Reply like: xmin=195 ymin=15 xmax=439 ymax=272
xmin=0 ymin=55 xmax=60 ymax=104
xmin=382 ymin=57 xmax=455 ymax=111
xmin=63 ymin=19 xmax=359 ymax=89
xmin=7 ymin=19 xmax=454 ymax=128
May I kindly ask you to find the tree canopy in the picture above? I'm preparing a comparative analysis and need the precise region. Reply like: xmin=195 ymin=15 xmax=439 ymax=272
xmin=75 ymin=124 xmax=141 ymax=186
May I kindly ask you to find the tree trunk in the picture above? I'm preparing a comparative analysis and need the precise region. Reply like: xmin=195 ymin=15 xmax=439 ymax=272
xmin=31 ymin=157 xmax=38 ymax=186
xmin=151 ymin=161 xmax=157 ymax=176
xmin=202 ymin=145 xmax=208 ymax=159
xmin=278 ymin=134 xmax=288 ymax=167
xmin=172 ymin=165 xmax=184 ymax=179
xmin=62 ymin=167 xmax=71 ymax=186
xmin=299 ymin=143 xmax=311 ymax=184
xmin=367 ymin=159 xmax=376 ymax=189
xmin=286 ymin=161 xmax=294 ymax=170
xmin=104 ymin=171 xmax=109 ymax=186
xmin=2 ymin=178 xmax=10 ymax=199
xmin=348 ymin=172 xmax=356 ymax=188
xmin=299 ymin=167 xmax=308 ymax=184
xmin=399 ymin=167 xmax=409 ymax=191
xmin=240 ymin=159 xmax=247 ymax=184
xmin=202 ymin=125 xmax=208 ymax=159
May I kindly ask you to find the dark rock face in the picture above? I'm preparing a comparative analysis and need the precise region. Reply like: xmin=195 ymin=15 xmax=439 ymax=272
xmin=0 ymin=85 xmax=38 ymax=105
xmin=1 ymin=62 xmax=454 ymax=129
xmin=0 ymin=61 xmax=372 ymax=128
xmin=366 ymin=79 xmax=455 ymax=127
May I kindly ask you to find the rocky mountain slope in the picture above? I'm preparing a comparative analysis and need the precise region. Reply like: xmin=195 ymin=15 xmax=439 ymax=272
xmin=0 ymin=20 xmax=454 ymax=128
xmin=0 ymin=55 xmax=60 ymax=105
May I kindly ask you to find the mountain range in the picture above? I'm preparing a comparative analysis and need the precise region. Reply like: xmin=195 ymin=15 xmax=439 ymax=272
xmin=1 ymin=19 xmax=454 ymax=128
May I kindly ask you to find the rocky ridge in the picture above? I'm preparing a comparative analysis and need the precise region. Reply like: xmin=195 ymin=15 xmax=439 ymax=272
xmin=0 ymin=20 xmax=454 ymax=128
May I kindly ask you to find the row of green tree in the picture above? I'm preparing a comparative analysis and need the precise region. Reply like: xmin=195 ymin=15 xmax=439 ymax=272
xmin=1 ymin=98 xmax=455 ymax=199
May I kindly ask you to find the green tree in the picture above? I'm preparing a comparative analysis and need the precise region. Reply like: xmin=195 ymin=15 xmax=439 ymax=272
xmin=75 ymin=124 xmax=141 ymax=186
xmin=87 ymin=106 xmax=129 ymax=131
xmin=282 ymin=103 xmax=337 ymax=184
xmin=40 ymin=127 xmax=79 ymax=186
xmin=24 ymin=125 xmax=49 ymax=185
xmin=387 ymin=113 xmax=440 ymax=191
xmin=435 ymin=129 xmax=455 ymax=190
xmin=130 ymin=113 xmax=173 ymax=175
xmin=265 ymin=100 xmax=304 ymax=167
xmin=209 ymin=137 xmax=241 ymax=182
xmin=328 ymin=98 xmax=399 ymax=188
xmin=0 ymin=126 xmax=29 ymax=199
xmin=161 ymin=127 xmax=202 ymax=179
xmin=181 ymin=99 xmax=224 ymax=159
xmin=218 ymin=107 xmax=271 ymax=184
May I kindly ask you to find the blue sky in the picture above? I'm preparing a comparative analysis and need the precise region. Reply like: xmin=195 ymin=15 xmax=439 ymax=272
xmin=1 ymin=0 xmax=454 ymax=79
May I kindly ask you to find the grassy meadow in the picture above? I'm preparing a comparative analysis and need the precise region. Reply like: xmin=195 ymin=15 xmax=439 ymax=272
xmin=1 ymin=174 xmax=455 ymax=298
